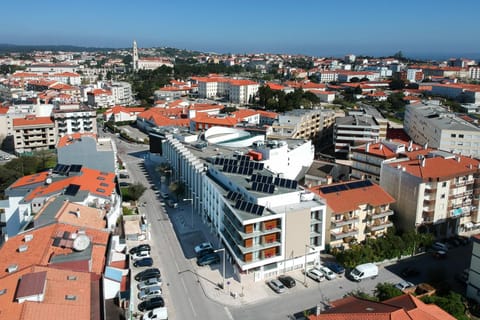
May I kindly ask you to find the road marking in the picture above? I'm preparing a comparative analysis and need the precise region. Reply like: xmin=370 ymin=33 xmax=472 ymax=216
xmin=188 ymin=296 xmax=197 ymax=317
xmin=224 ymin=306 xmax=234 ymax=320
xmin=181 ymin=277 xmax=188 ymax=292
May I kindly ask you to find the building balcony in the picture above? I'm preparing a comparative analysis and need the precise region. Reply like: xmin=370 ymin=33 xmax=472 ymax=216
xmin=367 ymin=222 xmax=393 ymax=232
xmin=57 ymin=122 xmax=67 ymax=127
xmin=238 ymin=240 xmax=281 ymax=255
xmin=331 ymin=215 xmax=359 ymax=228
xmin=238 ymin=227 xmax=281 ymax=239
xmin=371 ymin=209 xmax=394 ymax=219
xmin=331 ymin=228 xmax=358 ymax=240
xmin=25 ymin=136 xmax=47 ymax=142
xmin=424 ymin=183 xmax=436 ymax=191
xmin=310 ymin=230 xmax=322 ymax=237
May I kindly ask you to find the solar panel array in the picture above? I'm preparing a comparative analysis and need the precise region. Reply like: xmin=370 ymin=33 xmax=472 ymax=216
xmin=319 ymin=179 xmax=373 ymax=194
xmin=53 ymin=163 xmax=72 ymax=175
xmin=251 ymin=174 xmax=273 ymax=184
xmin=226 ymin=191 xmax=243 ymax=202
xmin=64 ymin=184 xmax=80 ymax=196
xmin=214 ymin=156 xmax=263 ymax=175
xmin=273 ymin=177 xmax=298 ymax=189
xmin=234 ymin=199 xmax=265 ymax=216
xmin=252 ymin=181 xmax=275 ymax=194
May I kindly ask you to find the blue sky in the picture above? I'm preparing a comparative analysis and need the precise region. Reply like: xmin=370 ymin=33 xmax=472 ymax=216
xmin=1 ymin=0 xmax=479 ymax=58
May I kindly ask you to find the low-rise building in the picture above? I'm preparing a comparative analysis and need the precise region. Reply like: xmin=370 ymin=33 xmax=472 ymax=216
xmin=12 ymin=115 xmax=56 ymax=154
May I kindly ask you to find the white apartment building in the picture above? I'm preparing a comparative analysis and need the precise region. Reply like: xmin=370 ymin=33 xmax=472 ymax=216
xmin=334 ymin=105 xmax=387 ymax=158
xmin=87 ymin=89 xmax=114 ymax=108
xmin=406 ymin=68 xmax=423 ymax=82
xmin=380 ymin=150 xmax=480 ymax=237
xmin=160 ymin=133 xmax=326 ymax=281
xmin=51 ymin=104 xmax=97 ymax=137
xmin=316 ymin=71 xmax=337 ymax=83
xmin=104 ymin=81 xmax=134 ymax=106
xmin=229 ymin=80 xmax=259 ymax=104
xmin=427 ymin=83 xmax=480 ymax=104
xmin=404 ymin=103 xmax=480 ymax=157
xmin=269 ymin=108 xmax=335 ymax=143
xmin=469 ymin=67 xmax=480 ymax=80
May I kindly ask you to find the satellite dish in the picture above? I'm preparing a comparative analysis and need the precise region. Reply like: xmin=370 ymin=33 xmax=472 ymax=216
xmin=45 ymin=178 xmax=52 ymax=185
xmin=72 ymin=234 xmax=90 ymax=251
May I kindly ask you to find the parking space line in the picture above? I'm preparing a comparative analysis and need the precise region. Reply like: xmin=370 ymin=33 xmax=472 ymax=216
xmin=224 ymin=306 xmax=234 ymax=320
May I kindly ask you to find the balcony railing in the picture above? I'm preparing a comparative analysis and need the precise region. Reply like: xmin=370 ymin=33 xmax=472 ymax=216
xmin=238 ymin=240 xmax=281 ymax=254
xmin=371 ymin=209 xmax=394 ymax=219
xmin=331 ymin=215 xmax=359 ymax=228
xmin=331 ymin=228 xmax=358 ymax=240
xmin=367 ymin=222 xmax=393 ymax=232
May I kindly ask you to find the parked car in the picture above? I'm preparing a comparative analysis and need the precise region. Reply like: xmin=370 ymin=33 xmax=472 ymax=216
xmin=267 ymin=279 xmax=286 ymax=293
xmin=138 ymin=277 xmax=162 ymax=290
xmin=135 ymin=268 xmax=161 ymax=281
xmin=395 ymin=280 xmax=414 ymax=291
xmin=432 ymin=250 xmax=447 ymax=259
xmin=134 ymin=257 xmax=154 ymax=267
xmin=138 ymin=286 xmax=162 ymax=300
xmin=138 ymin=296 xmax=165 ymax=312
xmin=131 ymin=251 xmax=151 ymax=261
xmin=194 ymin=242 xmax=213 ymax=254
xmin=166 ymin=199 xmax=178 ymax=208
xmin=324 ymin=262 xmax=345 ymax=275
xmin=319 ymin=266 xmax=336 ymax=280
xmin=197 ymin=253 xmax=220 ymax=266
xmin=142 ymin=307 xmax=168 ymax=320
xmin=431 ymin=242 xmax=448 ymax=252
xmin=278 ymin=275 xmax=296 ymax=288
xmin=400 ymin=267 xmax=421 ymax=278
xmin=129 ymin=244 xmax=151 ymax=255
xmin=306 ymin=268 xmax=325 ymax=282
xmin=196 ymin=248 xmax=214 ymax=258
xmin=119 ymin=182 xmax=131 ymax=187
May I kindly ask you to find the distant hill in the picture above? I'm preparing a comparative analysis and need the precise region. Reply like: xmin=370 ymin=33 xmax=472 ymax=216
xmin=0 ymin=43 xmax=118 ymax=53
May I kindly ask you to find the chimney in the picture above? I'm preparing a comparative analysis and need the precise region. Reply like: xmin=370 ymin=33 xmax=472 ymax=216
xmin=457 ymin=157 xmax=461 ymax=163
xmin=316 ymin=304 xmax=321 ymax=316
xmin=379 ymin=144 xmax=383 ymax=150
xmin=421 ymin=158 xmax=426 ymax=167
xmin=366 ymin=143 xmax=370 ymax=152
xmin=76 ymin=208 xmax=81 ymax=218
xmin=424 ymin=142 xmax=428 ymax=150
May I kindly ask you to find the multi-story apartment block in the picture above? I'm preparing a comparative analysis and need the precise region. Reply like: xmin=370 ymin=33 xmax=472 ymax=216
xmin=268 ymin=108 xmax=335 ymax=143
xmin=351 ymin=140 xmax=428 ymax=183
xmin=103 ymin=81 xmax=134 ymax=105
xmin=334 ymin=105 xmax=388 ymax=158
xmin=52 ymin=104 xmax=97 ymax=137
xmin=160 ymin=133 xmax=325 ymax=281
xmin=467 ymin=235 xmax=480 ymax=304
xmin=425 ymin=83 xmax=480 ymax=104
xmin=87 ymin=88 xmax=114 ymax=108
xmin=404 ymin=102 xmax=480 ymax=157
xmin=229 ymin=79 xmax=259 ymax=104
xmin=469 ymin=66 xmax=480 ymax=80
xmin=380 ymin=150 xmax=480 ymax=237
xmin=12 ymin=115 xmax=56 ymax=154
xmin=310 ymin=180 xmax=395 ymax=249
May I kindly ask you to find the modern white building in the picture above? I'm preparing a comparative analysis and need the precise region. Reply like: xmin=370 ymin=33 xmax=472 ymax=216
xmin=160 ymin=133 xmax=326 ymax=282
xmin=52 ymin=104 xmax=97 ymax=137
xmin=104 ymin=81 xmax=134 ymax=106
xmin=229 ymin=80 xmax=259 ymax=104
xmin=404 ymin=102 xmax=480 ymax=157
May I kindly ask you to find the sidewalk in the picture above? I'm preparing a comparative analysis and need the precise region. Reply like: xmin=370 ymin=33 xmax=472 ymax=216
xmin=143 ymin=154 xmax=281 ymax=307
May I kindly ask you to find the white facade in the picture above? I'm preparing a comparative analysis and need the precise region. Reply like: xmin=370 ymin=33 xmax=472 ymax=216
xmin=404 ymin=103 xmax=480 ymax=157
xmin=316 ymin=71 xmax=337 ymax=83
xmin=53 ymin=105 xmax=97 ymax=137
xmin=406 ymin=69 xmax=423 ymax=82
xmin=105 ymin=82 xmax=134 ymax=105
xmin=229 ymin=83 xmax=259 ymax=104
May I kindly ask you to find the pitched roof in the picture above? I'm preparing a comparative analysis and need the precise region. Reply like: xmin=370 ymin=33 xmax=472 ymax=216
xmin=13 ymin=116 xmax=54 ymax=127
xmin=310 ymin=181 xmax=395 ymax=213
xmin=15 ymin=270 xmax=47 ymax=300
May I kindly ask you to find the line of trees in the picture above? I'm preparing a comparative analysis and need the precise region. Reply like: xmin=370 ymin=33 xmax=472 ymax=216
xmin=256 ymin=86 xmax=320 ymax=111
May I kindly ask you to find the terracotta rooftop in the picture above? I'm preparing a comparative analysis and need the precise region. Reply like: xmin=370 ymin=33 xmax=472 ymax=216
xmin=56 ymin=132 xmax=97 ymax=148
xmin=13 ymin=116 xmax=54 ymax=127
xmin=310 ymin=180 xmax=395 ymax=213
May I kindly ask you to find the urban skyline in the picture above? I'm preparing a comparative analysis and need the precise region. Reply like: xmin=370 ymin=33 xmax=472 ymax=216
xmin=1 ymin=0 xmax=480 ymax=59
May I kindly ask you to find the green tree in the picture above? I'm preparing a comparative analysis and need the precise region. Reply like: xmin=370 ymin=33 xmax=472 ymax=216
xmin=169 ymin=180 xmax=186 ymax=201
xmin=422 ymin=292 xmax=467 ymax=320
xmin=156 ymin=162 xmax=172 ymax=184
xmin=126 ymin=183 xmax=146 ymax=204
xmin=374 ymin=282 xmax=403 ymax=301
xmin=389 ymin=79 xmax=406 ymax=90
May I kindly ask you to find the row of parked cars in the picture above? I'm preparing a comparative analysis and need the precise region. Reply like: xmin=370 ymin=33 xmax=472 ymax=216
xmin=194 ymin=242 xmax=221 ymax=266
xmin=129 ymin=244 xmax=168 ymax=320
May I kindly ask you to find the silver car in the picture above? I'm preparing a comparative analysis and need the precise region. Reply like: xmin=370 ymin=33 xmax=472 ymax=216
xmin=319 ymin=266 xmax=336 ymax=280
xmin=138 ymin=285 xmax=162 ymax=300
xmin=137 ymin=277 xmax=162 ymax=290
xmin=267 ymin=279 xmax=286 ymax=293
xmin=306 ymin=268 xmax=325 ymax=282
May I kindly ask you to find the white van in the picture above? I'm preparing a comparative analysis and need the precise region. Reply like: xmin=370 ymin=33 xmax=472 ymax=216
xmin=349 ymin=263 xmax=378 ymax=282
xmin=143 ymin=307 xmax=168 ymax=320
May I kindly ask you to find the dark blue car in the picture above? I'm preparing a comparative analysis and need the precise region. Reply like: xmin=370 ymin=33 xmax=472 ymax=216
xmin=134 ymin=257 xmax=154 ymax=267
xmin=325 ymin=262 xmax=345 ymax=275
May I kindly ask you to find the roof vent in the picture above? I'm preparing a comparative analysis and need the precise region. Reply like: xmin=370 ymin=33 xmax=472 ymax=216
xmin=7 ymin=264 xmax=18 ymax=273
xmin=24 ymin=234 xmax=33 ymax=242
xmin=18 ymin=245 xmax=28 ymax=253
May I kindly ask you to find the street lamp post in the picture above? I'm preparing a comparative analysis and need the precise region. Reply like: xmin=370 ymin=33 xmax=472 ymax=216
xmin=214 ymin=248 xmax=226 ymax=290
xmin=183 ymin=198 xmax=193 ymax=227
xmin=304 ymin=244 xmax=316 ymax=287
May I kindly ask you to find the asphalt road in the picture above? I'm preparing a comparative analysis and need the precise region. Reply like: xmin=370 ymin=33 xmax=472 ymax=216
xmin=115 ymin=139 xmax=230 ymax=320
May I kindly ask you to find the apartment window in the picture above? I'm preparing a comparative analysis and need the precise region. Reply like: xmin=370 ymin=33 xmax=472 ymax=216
xmin=459 ymin=134 xmax=464 ymax=138
xmin=442 ymin=182 xmax=447 ymax=187
xmin=451 ymin=134 xmax=456 ymax=138
xmin=441 ymin=194 xmax=445 ymax=199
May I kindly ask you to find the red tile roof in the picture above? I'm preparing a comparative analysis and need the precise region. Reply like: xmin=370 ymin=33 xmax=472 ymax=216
xmin=386 ymin=154 xmax=480 ymax=181
xmin=310 ymin=181 xmax=395 ymax=213
xmin=56 ymin=132 xmax=97 ymax=148
xmin=309 ymin=294 xmax=456 ymax=320
xmin=13 ymin=116 xmax=53 ymax=127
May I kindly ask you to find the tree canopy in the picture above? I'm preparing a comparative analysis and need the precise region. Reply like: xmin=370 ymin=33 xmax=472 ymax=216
xmin=256 ymin=86 xmax=320 ymax=111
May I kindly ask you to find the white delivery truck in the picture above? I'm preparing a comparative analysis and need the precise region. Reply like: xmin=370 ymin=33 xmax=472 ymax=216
xmin=349 ymin=263 xmax=378 ymax=282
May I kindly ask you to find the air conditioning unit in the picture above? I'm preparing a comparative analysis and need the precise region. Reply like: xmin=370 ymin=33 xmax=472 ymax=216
xmin=7 ymin=264 xmax=18 ymax=273
xmin=24 ymin=234 xmax=33 ymax=242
